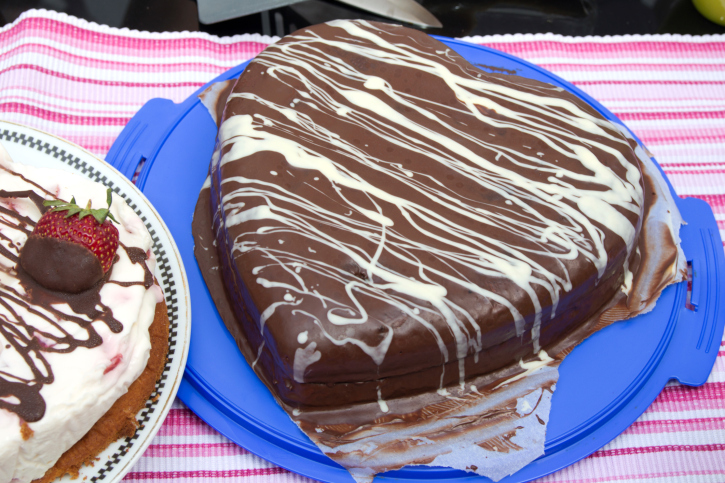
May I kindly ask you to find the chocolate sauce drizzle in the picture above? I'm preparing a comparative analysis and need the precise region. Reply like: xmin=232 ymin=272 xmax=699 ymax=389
xmin=121 ymin=243 xmax=154 ymax=289
xmin=0 ymin=188 xmax=150 ymax=423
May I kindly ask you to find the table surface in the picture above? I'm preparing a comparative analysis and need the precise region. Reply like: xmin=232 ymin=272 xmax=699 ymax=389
xmin=0 ymin=7 xmax=723 ymax=483
xmin=3 ymin=0 xmax=725 ymax=38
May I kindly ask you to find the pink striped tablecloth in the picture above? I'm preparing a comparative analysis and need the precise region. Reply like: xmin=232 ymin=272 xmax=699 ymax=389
xmin=1 ymin=9 xmax=723 ymax=483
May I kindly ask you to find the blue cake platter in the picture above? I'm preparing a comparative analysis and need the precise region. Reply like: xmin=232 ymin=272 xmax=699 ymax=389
xmin=105 ymin=37 xmax=725 ymax=483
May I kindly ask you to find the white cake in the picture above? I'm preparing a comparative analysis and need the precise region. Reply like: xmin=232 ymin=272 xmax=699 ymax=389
xmin=0 ymin=144 xmax=163 ymax=483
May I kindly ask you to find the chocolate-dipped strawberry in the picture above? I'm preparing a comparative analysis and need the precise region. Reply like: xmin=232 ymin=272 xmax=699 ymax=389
xmin=20 ymin=188 xmax=119 ymax=293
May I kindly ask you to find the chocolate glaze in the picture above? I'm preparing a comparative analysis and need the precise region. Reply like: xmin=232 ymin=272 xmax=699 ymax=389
xmin=0 ymin=189 xmax=153 ymax=423
xmin=197 ymin=20 xmax=649 ymax=411
xmin=122 ymin=244 xmax=154 ymax=289
xmin=193 ymin=126 xmax=685 ymax=481
xmin=20 ymin=235 xmax=104 ymax=293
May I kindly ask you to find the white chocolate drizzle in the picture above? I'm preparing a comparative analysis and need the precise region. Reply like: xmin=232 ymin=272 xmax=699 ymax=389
xmin=212 ymin=20 xmax=644 ymax=386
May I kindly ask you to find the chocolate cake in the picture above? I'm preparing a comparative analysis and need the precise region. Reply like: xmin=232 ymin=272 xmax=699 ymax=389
xmin=0 ymin=148 xmax=167 ymax=483
xmin=195 ymin=19 xmax=652 ymax=412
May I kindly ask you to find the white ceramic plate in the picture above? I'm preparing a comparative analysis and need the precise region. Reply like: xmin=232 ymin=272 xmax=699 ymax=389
xmin=0 ymin=120 xmax=191 ymax=483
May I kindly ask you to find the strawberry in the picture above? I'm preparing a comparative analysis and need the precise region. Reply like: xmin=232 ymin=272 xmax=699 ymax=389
xmin=36 ymin=189 xmax=119 ymax=272
xmin=20 ymin=188 xmax=119 ymax=293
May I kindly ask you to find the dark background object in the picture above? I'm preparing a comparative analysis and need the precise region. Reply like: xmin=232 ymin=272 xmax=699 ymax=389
xmin=1 ymin=0 xmax=724 ymax=37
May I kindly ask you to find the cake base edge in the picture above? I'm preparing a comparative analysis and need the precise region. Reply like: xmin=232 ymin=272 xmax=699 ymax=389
xmin=33 ymin=300 xmax=170 ymax=483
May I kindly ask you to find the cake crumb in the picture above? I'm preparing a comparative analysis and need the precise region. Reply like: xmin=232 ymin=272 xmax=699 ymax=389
xmin=20 ymin=421 xmax=34 ymax=440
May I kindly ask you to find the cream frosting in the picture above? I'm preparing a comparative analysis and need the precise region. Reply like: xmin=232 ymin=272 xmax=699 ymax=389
xmin=0 ymin=144 xmax=162 ymax=483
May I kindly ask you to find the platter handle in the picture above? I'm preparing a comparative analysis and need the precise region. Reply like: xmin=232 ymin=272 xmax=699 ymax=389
xmin=664 ymin=197 xmax=725 ymax=387
xmin=105 ymin=97 xmax=192 ymax=183
xmin=104 ymin=62 xmax=248 ymax=187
